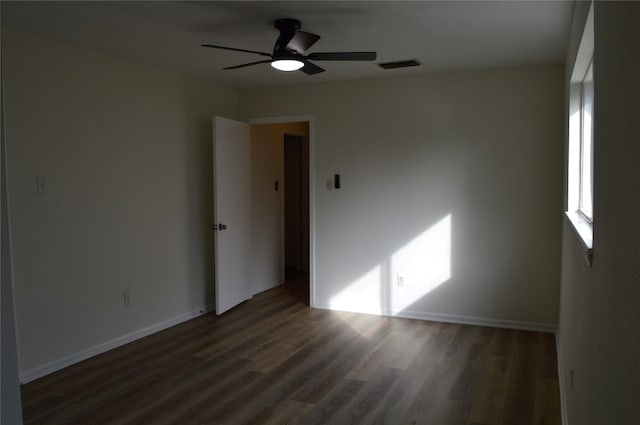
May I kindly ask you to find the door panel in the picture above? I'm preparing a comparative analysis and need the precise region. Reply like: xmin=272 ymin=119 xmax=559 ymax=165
xmin=213 ymin=116 xmax=252 ymax=315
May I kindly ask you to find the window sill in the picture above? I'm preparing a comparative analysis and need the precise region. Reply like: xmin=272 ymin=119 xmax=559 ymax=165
xmin=564 ymin=211 xmax=594 ymax=267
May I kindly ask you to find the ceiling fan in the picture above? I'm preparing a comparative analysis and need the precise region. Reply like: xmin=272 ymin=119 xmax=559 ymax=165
xmin=202 ymin=18 xmax=377 ymax=75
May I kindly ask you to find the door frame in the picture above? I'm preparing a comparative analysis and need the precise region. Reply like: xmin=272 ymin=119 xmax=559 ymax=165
xmin=249 ymin=115 xmax=315 ymax=307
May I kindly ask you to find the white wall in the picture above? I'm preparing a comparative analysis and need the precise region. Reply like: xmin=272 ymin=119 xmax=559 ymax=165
xmin=2 ymin=30 xmax=237 ymax=378
xmin=240 ymin=65 xmax=564 ymax=327
xmin=1 ymin=61 xmax=24 ymax=423
xmin=250 ymin=124 xmax=284 ymax=295
xmin=250 ymin=122 xmax=309 ymax=294
xmin=558 ymin=2 xmax=640 ymax=424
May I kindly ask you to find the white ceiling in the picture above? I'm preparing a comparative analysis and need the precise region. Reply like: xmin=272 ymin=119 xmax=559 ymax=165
xmin=1 ymin=1 xmax=573 ymax=88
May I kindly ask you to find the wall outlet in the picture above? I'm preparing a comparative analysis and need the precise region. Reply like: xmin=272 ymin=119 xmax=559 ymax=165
xmin=123 ymin=291 xmax=131 ymax=307
xmin=397 ymin=275 xmax=405 ymax=286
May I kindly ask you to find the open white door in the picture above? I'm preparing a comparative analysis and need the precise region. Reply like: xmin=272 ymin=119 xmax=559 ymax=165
xmin=213 ymin=116 xmax=252 ymax=315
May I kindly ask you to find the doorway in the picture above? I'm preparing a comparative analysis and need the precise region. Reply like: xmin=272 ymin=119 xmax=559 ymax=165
xmin=248 ymin=117 xmax=313 ymax=306
xmin=284 ymin=133 xmax=309 ymax=300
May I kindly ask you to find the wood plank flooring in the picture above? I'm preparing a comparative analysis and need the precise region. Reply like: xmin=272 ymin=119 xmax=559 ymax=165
xmin=21 ymin=276 xmax=561 ymax=425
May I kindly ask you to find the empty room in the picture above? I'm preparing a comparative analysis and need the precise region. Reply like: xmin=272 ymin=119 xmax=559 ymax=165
xmin=1 ymin=1 xmax=638 ymax=425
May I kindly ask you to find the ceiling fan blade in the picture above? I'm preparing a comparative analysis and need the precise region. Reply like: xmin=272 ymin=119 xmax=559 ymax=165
xmin=305 ymin=52 xmax=377 ymax=61
xmin=223 ymin=60 xmax=273 ymax=70
xmin=274 ymin=31 xmax=295 ymax=54
xmin=202 ymin=44 xmax=272 ymax=58
xmin=300 ymin=61 xmax=325 ymax=75
xmin=286 ymin=31 xmax=321 ymax=54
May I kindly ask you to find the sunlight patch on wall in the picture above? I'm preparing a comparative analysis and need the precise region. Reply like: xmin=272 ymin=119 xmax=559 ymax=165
xmin=389 ymin=214 xmax=451 ymax=314
xmin=327 ymin=214 xmax=451 ymax=318
xmin=328 ymin=265 xmax=383 ymax=315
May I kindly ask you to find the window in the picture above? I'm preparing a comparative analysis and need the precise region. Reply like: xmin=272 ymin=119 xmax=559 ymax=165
xmin=566 ymin=2 xmax=594 ymax=265
xmin=579 ymin=61 xmax=594 ymax=222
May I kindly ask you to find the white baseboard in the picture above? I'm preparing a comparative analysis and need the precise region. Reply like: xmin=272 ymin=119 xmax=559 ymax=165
xmin=312 ymin=302 xmax=556 ymax=333
xmin=555 ymin=333 xmax=569 ymax=425
xmin=391 ymin=309 xmax=557 ymax=333
xmin=251 ymin=280 xmax=284 ymax=296
xmin=20 ymin=304 xmax=214 ymax=384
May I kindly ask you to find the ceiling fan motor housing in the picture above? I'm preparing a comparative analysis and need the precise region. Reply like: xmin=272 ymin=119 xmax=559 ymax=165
xmin=274 ymin=18 xmax=301 ymax=32
xmin=273 ymin=18 xmax=303 ymax=58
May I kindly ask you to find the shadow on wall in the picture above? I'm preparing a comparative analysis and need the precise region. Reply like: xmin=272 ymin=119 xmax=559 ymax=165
xmin=329 ymin=214 xmax=452 ymax=318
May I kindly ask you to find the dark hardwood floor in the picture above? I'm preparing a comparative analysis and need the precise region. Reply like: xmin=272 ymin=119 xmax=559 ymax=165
xmin=21 ymin=275 xmax=561 ymax=424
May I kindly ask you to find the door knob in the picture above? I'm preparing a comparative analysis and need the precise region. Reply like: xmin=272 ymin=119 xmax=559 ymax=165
xmin=218 ymin=223 xmax=228 ymax=230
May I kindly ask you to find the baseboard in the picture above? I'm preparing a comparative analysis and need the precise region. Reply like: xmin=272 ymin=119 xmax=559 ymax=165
xmin=392 ymin=309 xmax=557 ymax=333
xmin=251 ymin=280 xmax=284 ymax=296
xmin=312 ymin=302 xmax=557 ymax=333
xmin=555 ymin=333 xmax=569 ymax=425
xmin=20 ymin=304 xmax=214 ymax=384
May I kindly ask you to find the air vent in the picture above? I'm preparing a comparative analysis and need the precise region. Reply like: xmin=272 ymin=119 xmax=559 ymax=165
xmin=378 ymin=59 xmax=422 ymax=70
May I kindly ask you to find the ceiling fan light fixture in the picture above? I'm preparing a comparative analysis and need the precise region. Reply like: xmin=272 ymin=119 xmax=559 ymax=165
xmin=202 ymin=18 xmax=376 ymax=75
xmin=271 ymin=59 xmax=304 ymax=72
